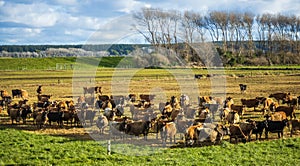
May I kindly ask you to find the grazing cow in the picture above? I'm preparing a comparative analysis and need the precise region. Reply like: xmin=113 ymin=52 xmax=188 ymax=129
xmin=231 ymin=104 xmax=245 ymax=117
xmin=229 ymin=124 xmax=247 ymax=143
xmin=125 ymin=120 xmax=152 ymax=140
xmin=241 ymin=98 xmax=259 ymax=111
xmin=185 ymin=123 xmax=203 ymax=146
xmin=12 ymin=89 xmax=22 ymax=98
xmin=238 ymin=121 xmax=257 ymax=142
xmin=288 ymin=119 xmax=300 ymax=137
xmin=239 ymin=84 xmax=247 ymax=93
xmin=96 ymin=115 xmax=109 ymax=134
xmin=269 ymin=92 xmax=290 ymax=104
xmin=265 ymin=119 xmax=288 ymax=139
xmin=35 ymin=111 xmax=48 ymax=129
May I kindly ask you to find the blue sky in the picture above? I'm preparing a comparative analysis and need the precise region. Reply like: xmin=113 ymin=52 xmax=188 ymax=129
xmin=0 ymin=0 xmax=299 ymax=45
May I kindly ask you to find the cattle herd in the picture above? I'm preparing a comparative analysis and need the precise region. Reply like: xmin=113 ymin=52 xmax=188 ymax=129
xmin=1 ymin=85 xmax=300 ymax=147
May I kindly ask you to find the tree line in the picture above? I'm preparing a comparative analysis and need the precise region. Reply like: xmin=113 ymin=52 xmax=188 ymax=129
xmin=133 ymin=8 xmax=300 ymax=66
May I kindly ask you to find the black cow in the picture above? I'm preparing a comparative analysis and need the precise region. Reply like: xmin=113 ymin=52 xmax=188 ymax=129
xmin=47 ymin=111 xmax=64 ymax=127
xmin=239 ymin=84 xmax=247 ymax=93
xmin=12 ymin=89 xmax=22 ymax=98
xmin=265 ymin=119 xmax=288 ymax=139
xmin=20 ymin=105 xmax=32 ymax=124
xmin=125 ymin=120 xmax=152 ymax=140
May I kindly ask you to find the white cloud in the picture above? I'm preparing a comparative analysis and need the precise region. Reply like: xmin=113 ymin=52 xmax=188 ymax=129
xmin=0 ymin=0 xmax=5 ymax=6
xmin=0 ymin=2 xmax=60 ymax=27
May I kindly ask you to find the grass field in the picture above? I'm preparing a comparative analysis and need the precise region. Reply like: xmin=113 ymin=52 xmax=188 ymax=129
xmin=1 ymin=126 xmax=300 ymax=165
xmin=1 ymin=57 xmax=300 ymax=165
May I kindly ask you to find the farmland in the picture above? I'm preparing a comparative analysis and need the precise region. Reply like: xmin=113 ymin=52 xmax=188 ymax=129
xmin=1 ymin=57 xmax=300 ymax=165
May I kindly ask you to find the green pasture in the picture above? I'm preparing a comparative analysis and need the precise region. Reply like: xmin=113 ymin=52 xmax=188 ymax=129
xmin=0 ymin=126 xmax=299 ymax=165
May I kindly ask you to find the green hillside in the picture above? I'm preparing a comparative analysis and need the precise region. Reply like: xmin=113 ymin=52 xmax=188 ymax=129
xmin=0 ymin=57 xmax=133 ymax=70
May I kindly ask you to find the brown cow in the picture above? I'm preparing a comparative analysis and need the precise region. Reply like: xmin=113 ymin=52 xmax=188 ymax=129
xmin=160 ymin=122 xmax=177 ymax=145
xmin=270 ymin=104 xmax=296 ymax=120
xmin=241 ymin=98 xmax=259 ymax=111
xmin=261 ymin=98 xmax=275 ymax=115
xmin=229 ymin=124 xmax=247 ymax=143
xmin=185 ymin=123 xmax=203 ymax=146
xmin=0 ymin=90 xmax=9 ymax=98
xmin=269 ymin=92 xmax=290 ymax=103
xmin=231 ymin=104 xmax=245 ymax=117
xmin=223 ymin=97 xmax=234 ymax=109
xmin=271 ymin=111 xmax=287 ymax=121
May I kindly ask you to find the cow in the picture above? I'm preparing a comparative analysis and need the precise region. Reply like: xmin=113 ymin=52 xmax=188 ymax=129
xmin=283 ymin=96 xmax=298 ymax=107
xmin=270 ymin=105 xmax=296 ymax=120
xmin=250 ymin=120 xmax=267 ymax=140
xmin=230 ymin=104 xmax=245 ymax=117
xmin=96 ymin=114 xmax=109 ymax=134
xmin=223 ymin=97 xmax=234 ymax=109
xmin=185 ymin=123 xmax=203 ymax=146
xmin=288 ymin=119 xmax=300 ymax=137
xmin=61 ymin=110 xmax=74 ymax=126
xmin=124 ymin=120 xmax=152 ymax=140
xmin=271 ymin=111 xmax=287 ymax=121
xmin=238 ymin=121 xmax=257 ymax=142
xmin=20 ymin=104 xmax=32 ymax=124
xmin=198 ymin=96 xmax=212 ymax=107
xmin=241 ymin=98 xmax=259 ymax=111
xmin=229 ymin=124 xmax=247 ymax=144
xmin=239 ymin=84 xmax=247 ymax=93
xmin=47 ymin=111 xmax=63 ymax=127
xmin=8 ymin=107 xmax=21 ymax=124
xmin=198 ymin=123 xmax=229 ymax=145
xmin=264 ymin=119 xmax=288 ymax=139
xmin=160 ymin=122 xmax=177 ymax=145
xmin=269 ymin=92 xmax=290 ymax=104
xmin=35 ymin=110 xmax=48 ymax=129
xmin=0 ymin=90 xmax=9 ymax=98
xmin=260 ymin=97 xmax=275 ymax=115
xmin=220 ymin=108 xmax=240 ymax=124
xmin=12 ymin=89 xmax=22 ymax=98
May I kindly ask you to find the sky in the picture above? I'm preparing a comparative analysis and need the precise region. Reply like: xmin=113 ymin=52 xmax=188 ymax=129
xmin=0 ymin=0 xmax=299 ymax=45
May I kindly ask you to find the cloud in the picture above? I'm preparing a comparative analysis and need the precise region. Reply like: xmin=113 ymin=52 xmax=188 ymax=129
xmin=0 ymin=0 xmax=299 ymax=45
